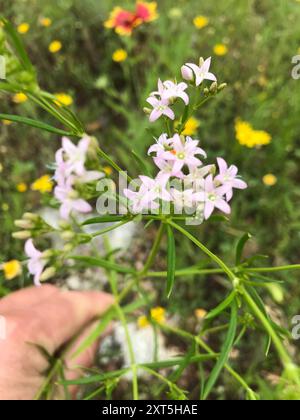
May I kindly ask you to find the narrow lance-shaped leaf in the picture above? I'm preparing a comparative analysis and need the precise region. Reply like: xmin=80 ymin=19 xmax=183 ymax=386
xmin=0 ymin=17 xmax=34 ymax=72
xmin=202 ymin=300 xmax=238 ymax=400
xmin=236 ymin=232 xmax=252 ymax=265
xmin=166 ymin=225 xmax=176 ymax=298
xmin=70 ymin=255 xmax=136 ymax=275
xmin=0 ymin=114 xmax=73 ymax=136
xmin=205 ymin=290 xmax=236 ymax=321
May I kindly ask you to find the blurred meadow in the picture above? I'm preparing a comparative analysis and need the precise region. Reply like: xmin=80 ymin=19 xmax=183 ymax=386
xmin=1 ymin=0 xmax=300 ymax=400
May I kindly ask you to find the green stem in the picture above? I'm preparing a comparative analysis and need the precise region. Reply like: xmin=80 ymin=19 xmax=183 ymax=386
xmin=242 ymin=286 xmax=292 ymax=367
xmin=168 ymin=221 xmax=236 ymax=282
xmin=141 ymin=223 xmax=165 ymax=275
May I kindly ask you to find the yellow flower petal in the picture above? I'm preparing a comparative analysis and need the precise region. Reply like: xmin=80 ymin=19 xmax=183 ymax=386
xmin=13 ymin=93 xmax=28 ymax=104
xmin=54 ymin=93 xmax=73 ymax=107
xmin=17 ymin=23 xmax=30 ymax=34
xmin=263 ymin=174 xmax=277 ymax=187
xmin=40 ymin=17 xmax=52 ymax=27
xmin=31 ymin=175 xmax=53 ymax=193
xmin=49 ymin=40 xmax=62 ymax=53
xmin=1 ymin=260 xmax=22 ymax=280
xmin=16 ymin=183 xmax=28 ymax=193
xmin=112 ymin=49 xmax=128 ymax=62
xmin=214 ymin=43 xmax=228 ymax=56
xmin=193 ymin=15 xmax=209 ymax=29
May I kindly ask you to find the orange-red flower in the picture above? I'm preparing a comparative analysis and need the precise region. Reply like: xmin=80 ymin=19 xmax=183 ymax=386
xmin=135 ymin=2 xmax=158 ymax=23
xmin=104 ymin=2 xmax=158 ymax=36
xmin=104 ymin=7 xmax=139 ymax=36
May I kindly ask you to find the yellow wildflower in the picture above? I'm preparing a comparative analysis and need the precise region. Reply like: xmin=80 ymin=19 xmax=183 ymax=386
xmin=16 ymin=183 xmax=28 ymax=193
xmin=195 ymin=308 xmax=207 ymax=319
xmin=263 ymin=174 xmax=277 ymax=187
xmin=1 ymin=260 xmax=22 ymax=280
xmin=112 ymin=49 xmax=128 ymax=63
xmin=180 ymin=117 xmax=200 ymax=136
xmin=31 ymin=175 xmax=53 ymax=193
xmin=54 ymin=93 xmax=73 ymax=107
xmin=138 ymin=307 xmax=166 ymax=329
xmin=214 ymin=43 xmax=228 ymax=56
xmin=17 ymin=23 xmax=30 ymax=34
xmin=235 ymin=119 xmax=272 ymax=148
xmin=2 ymin=119 xmax=12 ymax=126
xmin=40 ymin=17 xmax=52 ymax=27
xmin=13 ymin=93 xmax=28 ymax=104
xmin=103 ymin=166 xmax=113 ymax=176
xmin=193 ymin=15 xmax=209 ymax=29
xmin=49 ymin=40 xmax=62 ymax=53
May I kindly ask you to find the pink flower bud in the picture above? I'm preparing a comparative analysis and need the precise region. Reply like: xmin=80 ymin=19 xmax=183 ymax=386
xmin=181 ymin=65 xmax=194 ymax=82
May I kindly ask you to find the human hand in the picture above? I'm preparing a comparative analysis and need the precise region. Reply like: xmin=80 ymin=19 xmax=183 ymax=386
xmin=0 ymin=285 xmax=114 ymax=400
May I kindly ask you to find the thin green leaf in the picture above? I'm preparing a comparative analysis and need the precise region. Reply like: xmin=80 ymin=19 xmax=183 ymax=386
xmin=202 ymin=301 xmax=238 ymax=400
xmin=131 ymin=149 xmax=152 ymax=176
xmin=70 ymin=255 xmax=135 ymax=275
xmin=1 ymin=17 xmax=34 ymax=72
xmin=205 ymin=291 xmax=236 ymax=321
xmin=82 ymin=215 xmax=130 ymax=226
xmin=71 ymin=307 xmax=116 ymax=359
xmin=166 ymin=225 xmax=176 ymax=298
xmin=236 ymin=233 xmax=252 ymax=265
xmin=0 ymin=114 xmax=73 ymax=136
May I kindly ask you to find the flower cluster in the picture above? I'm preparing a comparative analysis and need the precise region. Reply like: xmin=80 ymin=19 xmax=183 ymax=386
xmin=104 ymin=2 xmax=158 ymax=36
xmin=125 ymin=57 xmax=247 ymax=221
xmin=146 ymin=57 xmax=217 ymax=123
xmin=124 ymin=134 xmax=247 ymax=220
xmin=54 ymin=136 xmax=104 ymax=220
xmin=235 ymin=119 xmax=272 ymax=148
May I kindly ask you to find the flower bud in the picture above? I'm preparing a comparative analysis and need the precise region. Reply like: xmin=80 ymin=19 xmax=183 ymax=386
xmin=209 ymin=82 xmax=218 ymax=94
xmin=218 ymin=83 xmax=227 ymax=92
xmin=12 ymin=231 xmax=31 ymax=239
xmin=143 ymin=107 xmax=152 ymax=115
xmin=40 ymin=267 xmax=56 ymax=282
xmin=181 ymin=65 xmax=194 ymax=82
xmin=198 ymin=57 xmax=205 ymax=67
xmin=14 ymin=219 xmax=33 ymax=229
xmin=63 ymin=243 xmax=74 ymax=253
xmin=61 ymin=231 xmax=75 ymax=241
xmin=23 ymin=212 xmax=39 ymax=221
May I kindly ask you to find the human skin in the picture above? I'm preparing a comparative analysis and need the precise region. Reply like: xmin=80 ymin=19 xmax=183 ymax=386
xmin=0 ymin=285 xmax=114 ymax=400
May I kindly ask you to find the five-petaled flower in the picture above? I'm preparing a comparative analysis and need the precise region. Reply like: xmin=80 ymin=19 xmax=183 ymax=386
xmin=181 ymin=57 xmax=217 ymax=86
xmin=146 ymin=96 xmax=175 ymax=122
xmin=215 ymin=157 xmax=248 ymax=201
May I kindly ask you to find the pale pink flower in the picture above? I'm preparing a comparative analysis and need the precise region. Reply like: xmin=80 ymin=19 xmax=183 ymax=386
xmin=215 ymin=157 xmax=248 ymax=201
xmin=151 ymin=79 xmax=189 ymax=105
xmin=25 ymin=239 xmax=46 ymax=287
xmin=146 ymin=96 xmax=175 ymax=122
xmin=194 ymin=175 xmax=231 ymax=220
xmin=124 ymin=176 xmax=171 ymax=214
xmin=171 ymin=188 xmax=196 ymax=212
xmin=181 ymin=57 xmax=217 ymax=87
xmin=55 ymin=179 xmax=92 ymax=220
xmin=60 ymin=136 xmax=90 ymax=176
xmin=148 ymin=134 xmax=173 ymax=156
xmin=155 ymin=159 xmax=184 ymax=185
xmin=161 ymin=134 xmax=207 ymax=172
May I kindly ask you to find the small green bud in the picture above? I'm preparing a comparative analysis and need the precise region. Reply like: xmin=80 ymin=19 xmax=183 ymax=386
xmin=209 ymin=82 xmax=218 ymax=94
xmin=40 ymin=267 xmax=56 ymax=282
xmin=12 ymin=231 xmax=31 ymax=239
